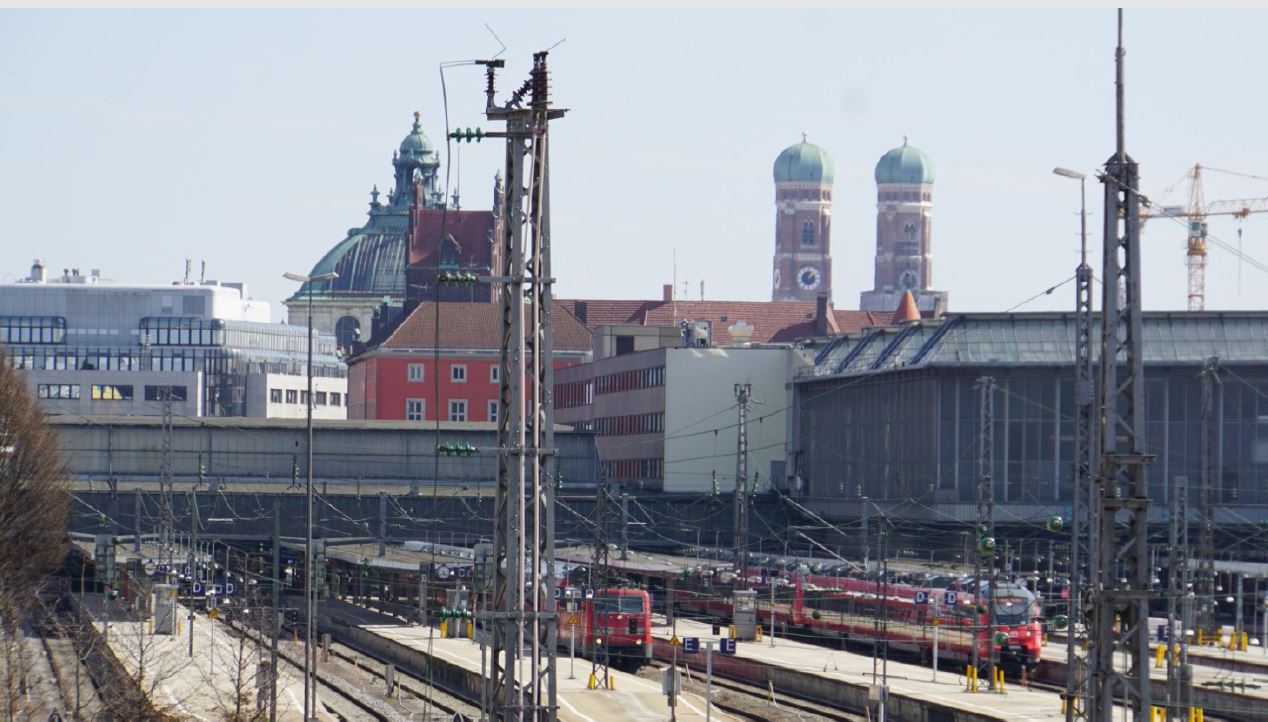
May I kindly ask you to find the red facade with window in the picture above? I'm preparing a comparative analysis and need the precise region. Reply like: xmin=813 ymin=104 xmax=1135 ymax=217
xmin=346 ymin=301 xmax=593 ymax=421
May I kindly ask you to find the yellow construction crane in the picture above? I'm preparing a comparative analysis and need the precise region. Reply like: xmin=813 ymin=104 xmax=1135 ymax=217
xmin=1142 ymin=164 xmax=1268 ymax=310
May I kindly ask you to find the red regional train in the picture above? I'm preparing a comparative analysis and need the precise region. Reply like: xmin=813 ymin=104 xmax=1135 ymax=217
xmin=557 ymin=586 xmax=653 ymax=670
xmin=674 ymin=571 xmax=1043 ymax=674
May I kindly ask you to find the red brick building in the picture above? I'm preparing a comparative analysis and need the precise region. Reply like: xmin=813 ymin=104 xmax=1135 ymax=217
xmin=347 ymin=301 xmax=592 ymax=421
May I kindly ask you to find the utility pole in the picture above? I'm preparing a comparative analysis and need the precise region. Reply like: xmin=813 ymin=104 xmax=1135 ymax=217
xmin=160 ymin=388 xmax=174 ymax=582
xmin=733 ymin=383 xmax=752 ymax=584
xmin=482 ymin=51 xmax=564 ymax=722
xmin=590 ymin=472 xmax=612 ymax=691
xmin=620 ymin=493 xmax=630 ymax=561
xmin=270 ymin=499 xmax=280 ymax=722
xmin=1197 ymin=358 xmax=1220 ymax=637
xmin=188 ymin=489 xmax=198 ymax=658
xmin=1166 ymin=476 xmax=1193 ymax=722
xmin=973 ymin=377 xmax=996 ymax=688
xmin=1055 ymin=161 xmax=1097 ymax=722
xmin=1090 ymin=12 xmax=1155 ymax=722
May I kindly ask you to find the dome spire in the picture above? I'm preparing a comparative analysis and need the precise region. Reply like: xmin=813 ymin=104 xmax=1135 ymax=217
xmin=902 ymin=134 xmax=908 ymax=146
xmin=802 ymin=130 xmax=808 ymax=143
xmin=412 ymin=110 xmax=421 ymax=131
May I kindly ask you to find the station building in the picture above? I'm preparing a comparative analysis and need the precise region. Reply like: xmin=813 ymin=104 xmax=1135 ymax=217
xmin=791 ymin=311 xmax=1268 ymax=525
xmin=1 ymin=264 xmax=345 ymax=419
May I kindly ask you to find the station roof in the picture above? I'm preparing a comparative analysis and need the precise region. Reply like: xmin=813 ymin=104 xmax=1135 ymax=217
xmin=806 ymin=311 xmax=1268 ymax=379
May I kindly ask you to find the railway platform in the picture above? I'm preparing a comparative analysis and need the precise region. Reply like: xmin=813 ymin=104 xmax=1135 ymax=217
xmin=654 ymin=617 xmax=1067 ymax=722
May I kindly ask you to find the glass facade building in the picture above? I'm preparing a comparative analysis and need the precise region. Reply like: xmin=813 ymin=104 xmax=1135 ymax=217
xmin=795 ymin=312 xmax=1268 ymax=520
xmin=0 ymin=279 xmax=345 ymax=418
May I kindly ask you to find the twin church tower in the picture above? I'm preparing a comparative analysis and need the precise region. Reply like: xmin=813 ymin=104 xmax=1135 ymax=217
xmin=770 ymin=134 xmax=947 ymax=314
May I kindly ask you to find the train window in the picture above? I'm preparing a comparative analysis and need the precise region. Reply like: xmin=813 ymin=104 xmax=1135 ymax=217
xmin=593 ymin=595 xmax=644 ymax=613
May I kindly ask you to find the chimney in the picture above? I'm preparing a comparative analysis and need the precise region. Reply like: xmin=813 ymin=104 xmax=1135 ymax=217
xmin=662 ymin=283 xmax=673 ymax=302
xmin=814 ymin=294 xmax=830 ymax=336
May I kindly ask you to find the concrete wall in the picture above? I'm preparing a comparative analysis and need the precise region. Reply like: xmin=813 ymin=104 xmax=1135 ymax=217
xmin=663 ymin=347 xmax=790 ymax=494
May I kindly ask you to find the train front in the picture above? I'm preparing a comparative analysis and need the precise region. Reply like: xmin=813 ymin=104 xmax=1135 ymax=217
xmin=992 ymin=583 xmax=1043 ymax=671
xmin=593 ymin=589 xmax=653 ymax=667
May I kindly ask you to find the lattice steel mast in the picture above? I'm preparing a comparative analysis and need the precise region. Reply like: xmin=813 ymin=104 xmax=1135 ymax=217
xmin=733 ymin=383 xmax=751 ymax=583
xmin=485 ymin=51 xmax=564 ymax=722
xmin=1196 ymin=358 xmax=1220 ymax=636
xmin=972 ymin=376 xmax=996 ymax=687
xmin=1067 ymin=164 xmax=1096 ymax=722
xmin=1090 ymin=12 xmax=1155 ymax=722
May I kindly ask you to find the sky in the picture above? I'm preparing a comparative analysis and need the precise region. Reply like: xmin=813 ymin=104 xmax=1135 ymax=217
xmin=4 ymin=9 xmax=1268 ymax=320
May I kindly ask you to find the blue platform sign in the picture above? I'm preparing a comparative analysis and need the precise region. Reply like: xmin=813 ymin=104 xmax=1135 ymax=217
xmin=192 ymin=582 xmax=203 ymax=594
xmin=720 ymin=638 xmax=736 ymax=655
xmin=914 ymin=590 xmax=929 ymax=605
xmin=683 ymin=637 xmax=700 ymax=654
xmin=943 ymin=591 xmax=958 ymax=606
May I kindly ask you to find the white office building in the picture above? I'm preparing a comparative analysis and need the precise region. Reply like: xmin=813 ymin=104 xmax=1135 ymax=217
xmin=1 ymin=263 xmax=346 ymax=419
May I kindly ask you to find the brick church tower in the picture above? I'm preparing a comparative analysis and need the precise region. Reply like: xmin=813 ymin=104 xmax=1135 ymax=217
xmin=771 ymin=134 xmax=834 ymax=302
xmin=859 ymin=138 xmax=948 ymax=314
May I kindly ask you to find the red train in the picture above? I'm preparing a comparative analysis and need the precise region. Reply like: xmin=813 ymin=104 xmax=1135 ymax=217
xmin=557 ymin=586 xmax=653 ymax=670
xmin=675 ymin=572 xmax=1043 ymax=674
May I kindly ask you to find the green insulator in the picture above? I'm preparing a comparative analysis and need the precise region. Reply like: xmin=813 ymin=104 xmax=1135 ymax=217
xmin=1046 ymin=515 xmax=1064 ymax=533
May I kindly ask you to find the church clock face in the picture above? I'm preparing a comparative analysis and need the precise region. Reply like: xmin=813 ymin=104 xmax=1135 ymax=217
xmin=899 ymin=270 xmax=919 ymax=291
xmin=798 ymin=266 xmax=820 ymax=290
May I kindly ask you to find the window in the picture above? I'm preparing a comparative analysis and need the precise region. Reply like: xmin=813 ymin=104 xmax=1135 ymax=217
xmin=285 ymin=389 xmax=298 ymax=404
xmin=449 ymin=399 xmax=468 ymax=422
xmin=330 ymin=392 xmax=342 ymax=407
xmin=145 ymin=385 xmax=188 ymax=402
xmin=802 ymin=219 xmax=816 ymax=246
xmin=488 ymin=400 xmax=499 ymax=423
xmin=451 ymin=364 xmax=467 ymax=382
xmin=406 ymin=398 xmax=425 ymax=421
xmin=315 ymin=391 xmax=327 ymax=406
xmin=615 ymin=336 xmax=635 ymax=356
xmin=270 ymin=389 xmax=282 ymax=403
xmin=91 ymin=384 xmax=134 ymax=401
xmin=37 ymin=384 xmax=80 ymax=400
xmin=408 ymin=363 xmax=425 ymax=382
xmin=300 ymin=391 xmax=310 ymax=406
xmin=490 ymin=365 xmax=500 ymax=383
xmin=335 ymin=315 xmax=361 ymax=347
xmin=1 ymin=316 xmax=66 ymax=345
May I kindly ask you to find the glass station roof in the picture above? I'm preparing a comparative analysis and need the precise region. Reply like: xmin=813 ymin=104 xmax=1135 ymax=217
xmin=807 ymin=312 xmax=1268 ymax=378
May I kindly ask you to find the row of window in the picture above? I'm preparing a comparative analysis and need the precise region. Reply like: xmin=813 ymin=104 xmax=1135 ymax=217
xmin=268 ymin=389 xmax=343 ymax=407
xmin=405 ymin=398 xmax=501 ymax=423
xmin=600 ymin=458 xmax=664 ymax=480
xmin=37 ymin=383 xmax=188 ymax=402
xmin=556 ymin=380 xmax=594 ymax=409
xmin=594 ymin=366 xmax=665 ymax=395
xmin=1 ymin=316 xmax=66 ymax=345
xmin=407 ymin=363 xmax=498 ymax=384
xmin=590 ymin=412 xmax=664 ymax=436
xmin=139 ymin=317 xmax=226 ymax=347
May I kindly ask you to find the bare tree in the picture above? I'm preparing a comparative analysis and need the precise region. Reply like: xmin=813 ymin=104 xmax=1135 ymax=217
xmin=0 ymin=348 xmax=71 ymax=720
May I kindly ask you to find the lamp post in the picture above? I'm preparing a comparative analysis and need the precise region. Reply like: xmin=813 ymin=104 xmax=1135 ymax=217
xmin=282 ymin=270 xmax=337 ymax=722
xmin=1053 ymin=167 xmax=1089 ymax=722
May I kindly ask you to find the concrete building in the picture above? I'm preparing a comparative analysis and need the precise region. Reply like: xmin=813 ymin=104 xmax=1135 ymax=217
xmin=859 ymin=138 xmax=948 ymax=314
xmin=555 ymin=321 xmax=812 ymax=493
xmin=1 ymin=263 xmax=345 ymax=418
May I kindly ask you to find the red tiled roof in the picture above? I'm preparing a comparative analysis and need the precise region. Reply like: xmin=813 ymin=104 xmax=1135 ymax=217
xmin=559 ymin=298 xmax=885 ymax=346
xmin=379 ymin=301 xmax=592 ymax=352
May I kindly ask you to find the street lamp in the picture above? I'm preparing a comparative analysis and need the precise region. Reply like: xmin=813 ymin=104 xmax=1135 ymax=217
xmin=282 ymin=270 xmax=337 ymax=722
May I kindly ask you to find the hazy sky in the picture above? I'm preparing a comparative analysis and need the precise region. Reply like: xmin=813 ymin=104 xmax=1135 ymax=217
xmin=4 ymin=9 xmax=1268 ymax=320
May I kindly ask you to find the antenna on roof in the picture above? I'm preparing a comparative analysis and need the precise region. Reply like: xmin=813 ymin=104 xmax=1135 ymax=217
xmin=672 ymin=250 xmax=678 ymax=324
xmin=200 ymin=259 xmax=206 ymax=285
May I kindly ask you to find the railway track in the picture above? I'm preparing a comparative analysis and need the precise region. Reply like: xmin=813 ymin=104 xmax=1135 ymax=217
xmin=647 ymin=660 xmax=861 ymax=722
xmin=320 ymin=635 xmax=480 ymax=721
